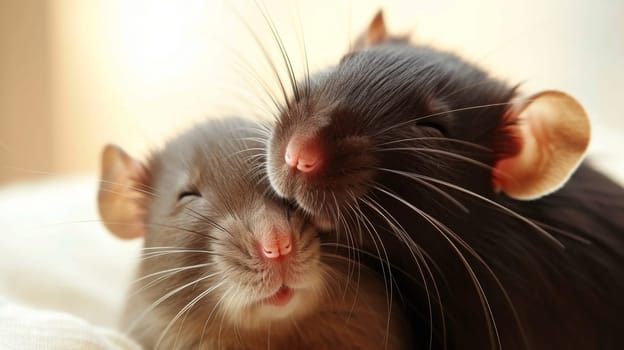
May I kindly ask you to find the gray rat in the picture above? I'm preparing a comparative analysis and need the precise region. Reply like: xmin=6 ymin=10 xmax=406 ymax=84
xmin=97 ymin=117 xmax=411 ymax=349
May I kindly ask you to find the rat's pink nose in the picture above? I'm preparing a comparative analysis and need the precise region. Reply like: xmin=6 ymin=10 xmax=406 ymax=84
xmin=261 ymin=231 xmax=293 ymax=259
xmin=285 ymin=135 xmax=322 ymax=173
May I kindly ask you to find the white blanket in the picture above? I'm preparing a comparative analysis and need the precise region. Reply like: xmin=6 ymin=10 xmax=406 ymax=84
xmin=0 ymin=176 xmax=143 ymax=348
xmin=0 ymin=298 xmax=140 ymax=350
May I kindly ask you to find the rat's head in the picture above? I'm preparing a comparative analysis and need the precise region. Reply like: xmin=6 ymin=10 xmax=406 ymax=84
xmin=267 ymin=11 xmax=590 ymax=226
xmin=97 ymin=119 xmax=329 ymax=332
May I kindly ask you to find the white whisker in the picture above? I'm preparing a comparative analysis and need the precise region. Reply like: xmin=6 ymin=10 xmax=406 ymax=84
xmin=381 ymin=168 xmax=565 ymax=249
xmin=154 ymin=280 xmax=226 ymax=350
xmin=127 ymin=271 xmax=221 ymax=334
xmin=374 ymin=184 xmax=504 ymax=349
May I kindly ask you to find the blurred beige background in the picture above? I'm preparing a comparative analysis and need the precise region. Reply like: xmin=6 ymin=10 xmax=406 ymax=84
xmin=1 ymin=0 xmax=623 ymax=184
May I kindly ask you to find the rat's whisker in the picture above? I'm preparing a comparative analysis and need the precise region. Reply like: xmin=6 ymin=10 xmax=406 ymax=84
xmin=225 ymin=3 xmax=291 ymax=111
xmin=375 ymin=166 xmax=469 ymax=213
xmin=131 ymin=263 xmax=215 ymax=284
xmin=359 ymin=193 xmax=444 ymax=350
xmin=346 ymin=194 xmax=395 ymax=343
xmin=252 ymin=0 xmax=300 ymax=102
xmin=374 ymin=184 xmax=502 ymax=350
xmin=383 ymin=169 xmax=564 ymax=249
xmin=155 ymin=280 xmax=226 ymax=350
xmin=374 ymin=101 xmax=516 ymax=137
xmin=139 ymin=249 xmax=219 ymax=259
xmin=378 ymin=137 xmax=492 ymax=152
xmin=127 ymin=271 xmax=222 ymax=333
xmin=199 ymin=283 xmax=231 ymax=349
xmin=377 ymin=147 xmax=495 ymax=173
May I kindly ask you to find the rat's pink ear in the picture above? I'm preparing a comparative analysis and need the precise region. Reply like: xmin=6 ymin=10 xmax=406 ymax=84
xmin=97 ymin=144 xmax=151 ymax=239
xmin=353 ymin=10 xmax=388 ymax=50
xmin=493 ymin=91 xmax=591 ymax=200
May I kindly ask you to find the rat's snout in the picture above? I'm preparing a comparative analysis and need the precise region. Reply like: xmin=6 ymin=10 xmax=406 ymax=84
xmin=260 ymin=230 xmax=293 ymax=259
xmin=284 ymin=134 xmax=323 ymax=173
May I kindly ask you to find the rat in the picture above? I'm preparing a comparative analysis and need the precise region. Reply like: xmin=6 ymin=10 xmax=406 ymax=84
xmin=96 ymin=117 xmax=411 ymax=350
xmin=266 ymin=11 xmax=624 ymax=350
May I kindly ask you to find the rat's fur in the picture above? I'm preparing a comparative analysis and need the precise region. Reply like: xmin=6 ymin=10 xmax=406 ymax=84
xmin=117 ymin=118 xmax=410 ymax=350
xmin=266 ymin=22 xmax=624 ymax=350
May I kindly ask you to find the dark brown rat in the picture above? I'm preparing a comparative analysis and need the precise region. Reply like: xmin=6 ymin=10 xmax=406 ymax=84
xmin=97 ymin=118 xmax=411 ymax=349
xmin=266 ymin=11 xmax=624 ymax=350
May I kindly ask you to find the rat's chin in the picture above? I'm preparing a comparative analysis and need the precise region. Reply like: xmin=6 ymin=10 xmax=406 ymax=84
xmin=255 ymin=286 xmax=304 ymax=321
xmin=264 ymin=285 xmax=294 ymax=307
xmin=238 ymin=286 xmax=318 ymax=328
xmin=222 ymin=278 xmax=322 ymax=329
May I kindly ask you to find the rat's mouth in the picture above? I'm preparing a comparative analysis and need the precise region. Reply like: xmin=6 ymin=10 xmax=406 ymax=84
xmin=265 ymin=285 xmax=294 ymax=306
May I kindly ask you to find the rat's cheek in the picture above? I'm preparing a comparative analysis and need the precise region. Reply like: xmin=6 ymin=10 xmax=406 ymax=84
xmin=311 ymin=215 xmax=335 ymax=232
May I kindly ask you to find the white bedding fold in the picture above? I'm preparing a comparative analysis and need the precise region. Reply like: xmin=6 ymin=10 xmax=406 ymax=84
xmin=0 ymin=298 xmax=141 ymax=350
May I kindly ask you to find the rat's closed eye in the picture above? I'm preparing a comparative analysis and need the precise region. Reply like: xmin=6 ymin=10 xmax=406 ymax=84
xmin=417 ymin=122 xmax=446 ymax=135
xmin=177 ymin=189 xmax=202 ymax=201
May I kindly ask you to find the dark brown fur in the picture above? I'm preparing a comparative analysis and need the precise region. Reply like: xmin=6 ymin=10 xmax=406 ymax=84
xmin=266 ymin=34 xmax=624 ymax=350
